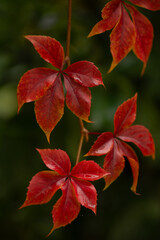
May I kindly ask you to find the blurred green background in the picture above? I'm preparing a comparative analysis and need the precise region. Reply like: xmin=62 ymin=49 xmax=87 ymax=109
xmin=0 ymin=0 xmax=160 ymax=239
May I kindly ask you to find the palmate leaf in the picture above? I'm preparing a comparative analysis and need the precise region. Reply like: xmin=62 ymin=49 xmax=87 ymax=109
xmin=17 ymin=36 xmax=103 ymax=141
xmin=129 ymin=0 xmax=160 ymax=11
xmin=20 ymin=149 xmax=109 ymax=234
xmin=86 ymin=94 xmax=155 ymax=193
xmin=88 ymin=0 xmax=159 ymax=73
xmin=108 ymin=4 xmax=136 ymax=73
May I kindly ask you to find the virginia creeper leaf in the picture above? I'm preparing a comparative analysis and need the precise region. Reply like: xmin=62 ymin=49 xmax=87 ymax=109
xmin=126 ymin=4 xmax=153 ymax=74
xmin=17 ymin=36 xmax=103 ymax=141
xmin=37 ymin=149 xmax=71 ymax=175
xmin=25 ymin=35 xmax=64 ymax=69
xmin=50 ymin=180 xmax=80 ymax=233
xmin=21 ymin=149 xmax=108 ymax=234
xmin=117 ymin=125 xmax=155 ymax=158
xmin=64 ymin=61 xmax=104 ymax=87
xmin=35 ymin=75 xmax=64 ymax=142
xmin=85 ymin=132 xmax=114 ymax=156
xmin=117 ymin=140 xmax=139 ymax=194
xmin=17 ymin=68 xmax=58 ymax=112
xmin=89 ymin=0 xmax=159 ymax=73
xmin=88 ymin=0 xmax=122 ymax=37
xmin=103 ymin=140 xmax=125 ymax=190
xmin=108 ymin=5 xmax=136 ymax=72
xmin=128 ymin=0 xmax=160 ymax=11
xmin=114 ymin=93 xmax=137 ymax=134
xmin=64 ymin=75 xmax=91 ymax=122
xmin=71 ymin=178 xmax=97 ymax=213
xmin=71 ymin=160 xmax=109 ymax=181
xmin=86 ymin=94 xmax=155 ymax=193
xmin=20 ymin=171 xmax=66 ymax=208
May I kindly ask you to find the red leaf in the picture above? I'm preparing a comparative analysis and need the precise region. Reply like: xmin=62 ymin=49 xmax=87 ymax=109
xmin=17 ymin=68 xmax=58 ymax=112
xmin=20 ymin=171 xmax=66 ymax=208
xmin=64 ymin=61 xmax=104 ymax=87
xmin=18 ymin=36 xmax=104 ymax=137
xmin=21 ymin=149 xmax=110 ymax=234
xmin=114 ymin=93 xmax=137 ymax=135
xmin=126 ymin=4 xmax=153 ymax=74
xmin=117 ymin=125 xmax=155 ymax=158
xmin=108 ymin=5 xmax=136 ymax=72
xmin=50 ymin=180 xmax=80 ymax=233
xmin=89 ymin=0 xmax=158 ymax=73
xmin=117 ymin=140 xmax=139 ymax=194
xmin=128 ymin=0 xmax=160 ymax=11
xmin=64 ymin=75 xmax=91 ymax=122
xmin=88 ymin=0 xmax=122 ymax=37
xmin=103 ymin=140 xmax=125 ymax=189
xmin=85 ymin=132 xmax=114 ymax=156
xmin=71 ymin=178 xmax=97 ymax=214
xmin=71 ymin=160 xmax=109 ymax=181
xmin=35 ymin=75 xmax=64 ymax=142
xmin=37 ymin=149 xmax=71 ymax=175
xmin=86 ymin=94 xmax=155 ymax=192
xmin=25 ymin=35 xmax=64 ymax=69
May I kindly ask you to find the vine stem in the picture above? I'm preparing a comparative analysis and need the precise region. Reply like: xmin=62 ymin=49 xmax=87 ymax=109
xmin=65 ymin=0 xmax=72 ymax=66
xmin=76 ymin=119 xmax=89 ymax=165
xmin=65 ymin=0 xmax=88 ymax=165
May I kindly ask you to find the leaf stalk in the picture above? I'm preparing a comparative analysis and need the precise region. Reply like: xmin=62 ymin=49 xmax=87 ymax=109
xmin=65 ymin=0 xmax=72 ymax=66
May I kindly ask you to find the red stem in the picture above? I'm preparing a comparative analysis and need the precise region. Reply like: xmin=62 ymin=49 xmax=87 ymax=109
xmin=65 ymin=0 xmax=89 ymax=164
xmin=76 ymin=119 xmax=89 ymax=165
xmin=65 ymin=0 xmax=72 ymax=66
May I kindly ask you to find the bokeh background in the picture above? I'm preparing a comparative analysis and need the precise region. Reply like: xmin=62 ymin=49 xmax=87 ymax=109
xmin=0 ymin=0 xmax=160 ymax=239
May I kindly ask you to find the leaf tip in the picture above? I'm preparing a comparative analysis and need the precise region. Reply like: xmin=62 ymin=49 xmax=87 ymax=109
xmin=84 ymin=153 xmax=88 ymax=157
xmin=19 ymin=201 xmax=27 ymax=210
xmin=46 ymin=227 xmax=55 ymax=237
xmin=17 ymin=106 xmax=21 ymax=114
xmin=88 ymin=31 xmax=94 ymax=38
xmin=141 ymin=62 xmax=147 ymax=76
xmin=103 ymin=184 xmax=108 ymax=191
xmin=45 ymin=131 xmax=51 ymax=144
xmin=152 ymin=152 xmax=155 ymax=160
xmin=107 ymin=61 xmax=117 ymax=74
xmin=92 ymin=207 xmax=97 ymax=215
xmin=131 ymin=187 xmax=141 ymax=196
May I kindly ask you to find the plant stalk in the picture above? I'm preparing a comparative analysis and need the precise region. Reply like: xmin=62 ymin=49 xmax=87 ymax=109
xmin=65 ymin=0 xmax=88 ymax=164
xmin=65 ymin=0 xmax=72 ymax=66
xmin=75 ymin=119 xmax=89 ymax=165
